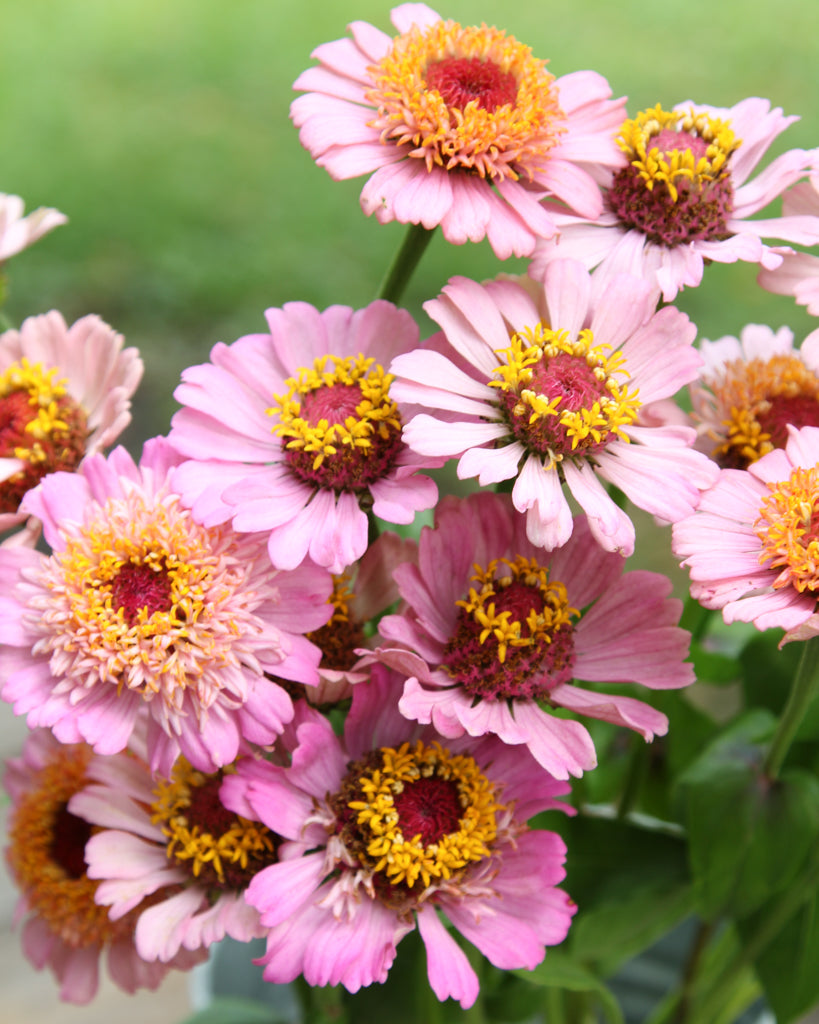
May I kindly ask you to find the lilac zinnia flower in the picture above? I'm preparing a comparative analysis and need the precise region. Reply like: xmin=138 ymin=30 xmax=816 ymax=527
xmin=530 ymin=100 xmax=819 ymax=301
xmin=372 ymin=492 xmax=693 ymax=779
xmin=4 ymin=729 xmax=202 ymax=1004
xmin=673 ymin=425 xmax=819 ymax=643
xmin=291 ymin=3 xmax=625 ymax=259
xmin=0 ymin=310 xmax=143 ymax=535
xmin=219 ymin=670 xmax=576 ymax=1008
xmin=0 ymin=438 xmax=332 ymax=776
xmin=169 ymin=300 xmax=438 ymax=574
xmin=391 ymin=259 xmax=718 ymax=555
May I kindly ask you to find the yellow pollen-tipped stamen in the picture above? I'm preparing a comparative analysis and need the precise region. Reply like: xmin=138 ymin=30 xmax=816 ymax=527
xmin=456 ymin=555 xmax=578 ymax=663
xmin=755 ymin=467 xmax=819 ymax=593
xmin=706 ymin=354 xmax=819 ymax=466
xmin=491 ymin=324 xmax=640 ymax=462
xmin=151 ymin=760 xmax=275 ymax=886
xmin=365 ymin=20 xmax=565 ymax=181
xmin=267 ymin=354 xmax=400 ymax=472
xmin=618 ymin=104 xmax=740 ymax=202
xmin=347 ymin=741 xmax=502 ymax=889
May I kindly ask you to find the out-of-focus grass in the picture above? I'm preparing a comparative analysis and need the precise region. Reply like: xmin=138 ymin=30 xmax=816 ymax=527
xmin=0 ymin=0 xmax=817 ymax=444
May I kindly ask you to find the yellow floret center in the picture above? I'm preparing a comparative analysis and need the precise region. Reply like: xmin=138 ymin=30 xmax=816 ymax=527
xmin=268 ymin=354 xmax=402 ymax=489
xmin=151 ymin=759 xmax=276 ymax=887
xmin=706 ymin=354 xmax=819 ymax=467
xmin=348 ymin=741 xmax=502 ymax=890
xmin=456 ymin=555 xmax=577 ymax=664
xmin=491 ymin=324 xmax=640 ymax=464
xmin=618 ymin=104 xmax=740 ymax=203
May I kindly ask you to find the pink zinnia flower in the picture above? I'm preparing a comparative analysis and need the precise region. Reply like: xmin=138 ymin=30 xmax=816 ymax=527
xmin=673 ymin=424 xmax=819 ymax=643
xmin=71 ymin=742 xmax=283 ymax=963
xmin=371 ymin=492 xmax=692 ymax=779
xmin=290 ymin=4 xmax=625 ymax=259
xmin=690 ymin=323 xmax=819 ymax=469
xmin=4 ymin=729 xmax=201 ymax=1004
xmin=759 ymin=176 xmax=819 ymax=314
xmin=0 ymin=438 xmax=332 ymax=776
xmin=0 ymin=192 xmax=66 ymax=261
xmin=220 ymin=670 xmax=576 ymax=1009
xmin=530 ymin=100 xmax=819 ymax=301
xmin=0 ymin=310 xmax=143 ymax=535
xmin=169 ymin=300 xmax=438 ymax=574
xmin=391 ymin=259 xmax=718 ymax=555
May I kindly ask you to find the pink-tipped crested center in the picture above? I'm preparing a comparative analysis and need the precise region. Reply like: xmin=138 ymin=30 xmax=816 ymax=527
xmin=425 ymin=56 xmax=518 ymax=112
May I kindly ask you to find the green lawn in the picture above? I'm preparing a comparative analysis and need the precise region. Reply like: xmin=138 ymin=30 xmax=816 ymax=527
xmin=0 ymin=0 xmax=817 ymax=444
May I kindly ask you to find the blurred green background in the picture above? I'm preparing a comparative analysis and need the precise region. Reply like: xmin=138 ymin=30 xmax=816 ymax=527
xmin=0 ymin=0 xmax=817 ymax=449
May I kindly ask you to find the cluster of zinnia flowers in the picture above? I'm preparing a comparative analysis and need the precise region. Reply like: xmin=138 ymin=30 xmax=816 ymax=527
xmin=5 ymin=2 xmax=819 ymax=1014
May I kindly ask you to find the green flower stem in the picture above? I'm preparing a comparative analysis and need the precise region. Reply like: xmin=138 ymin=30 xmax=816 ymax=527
xmin=376 ymin=222 xmax=436 ymax=306
xmin=764 ymin=633 xmax=819 ymax=780
xmin=294 ymin=978 xmax=346 ymax=1024
xmin=695 ymin=854 xmax=819 ymax=1024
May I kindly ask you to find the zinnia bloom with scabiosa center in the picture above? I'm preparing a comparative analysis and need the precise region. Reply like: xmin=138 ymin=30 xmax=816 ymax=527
xmin=290 ymin=3 xmax=626 ymax=259
xmin=0 ymin=310 xmax=143 ymax=535
xmin=70 ymin=742 xmax=285 ymax=963
xmin=673 ymin=425 xmax=819 ymax=643
xmin=4 ymin=729 xmax=203 ymax=1004
xmin=218 ymin=669 xmax=576 ymax=1009
xmin=169 ymin=300 xmax=438 ymax=574
xmin=530 ymin=100 xmax=819 ymax=301
xmin=391 ymin=259 xmax=718 ymax=555
xmin=0 ymin=438 xmax=332 ymax=776
xmin=370 ymin=492 xmax=693 ymax=779
xmin=690 ymin=324 xmax=819 ymax=469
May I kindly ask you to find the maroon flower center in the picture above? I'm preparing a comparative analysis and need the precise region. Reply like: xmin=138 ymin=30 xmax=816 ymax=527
xmin=155 ymin=768 xmax=279 ymax=893
xmin=425 ymin=56 xmax=518 ymax=111
xmin=393 ymin=776 xmax=464 ymax=845
xmin=757 ymin=395 xmax=819 ymax=450
xmin=110 ymin=562 xmax=173 ymax=625
xmin=271 ymin=355 xmax=404 ymax=494
xmin=443 ymin=557 xmax=578 ymax=701
xmin=0 ymin=388 xmax=88 ymax=515
xmin=48 ymin=802 xmax=93 ymax=879
xmin=608 ymin=127 xmax=734 ymax=247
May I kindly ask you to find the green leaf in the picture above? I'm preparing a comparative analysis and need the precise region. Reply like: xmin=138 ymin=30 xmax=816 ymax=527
xmin=178 ymin=997 xmax=288 ymax=1024
xmin=740 ymin=882 xmax=819 ymax=1023
xmin=551 ymin=815 xmax=692 ymax=976
xmin=679 ymin=711 xmax=819 ymax=919
xmin=516 ymin=953 xmax=625 ymax=1024
xmin=690 ymin=642 xmax=742 ymax=686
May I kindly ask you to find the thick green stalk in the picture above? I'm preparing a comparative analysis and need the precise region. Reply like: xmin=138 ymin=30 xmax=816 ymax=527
xmin=377 ymin=222 xmax=436 ymax=305
xmin=764 ymin=633 xmax=819 ymax=779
